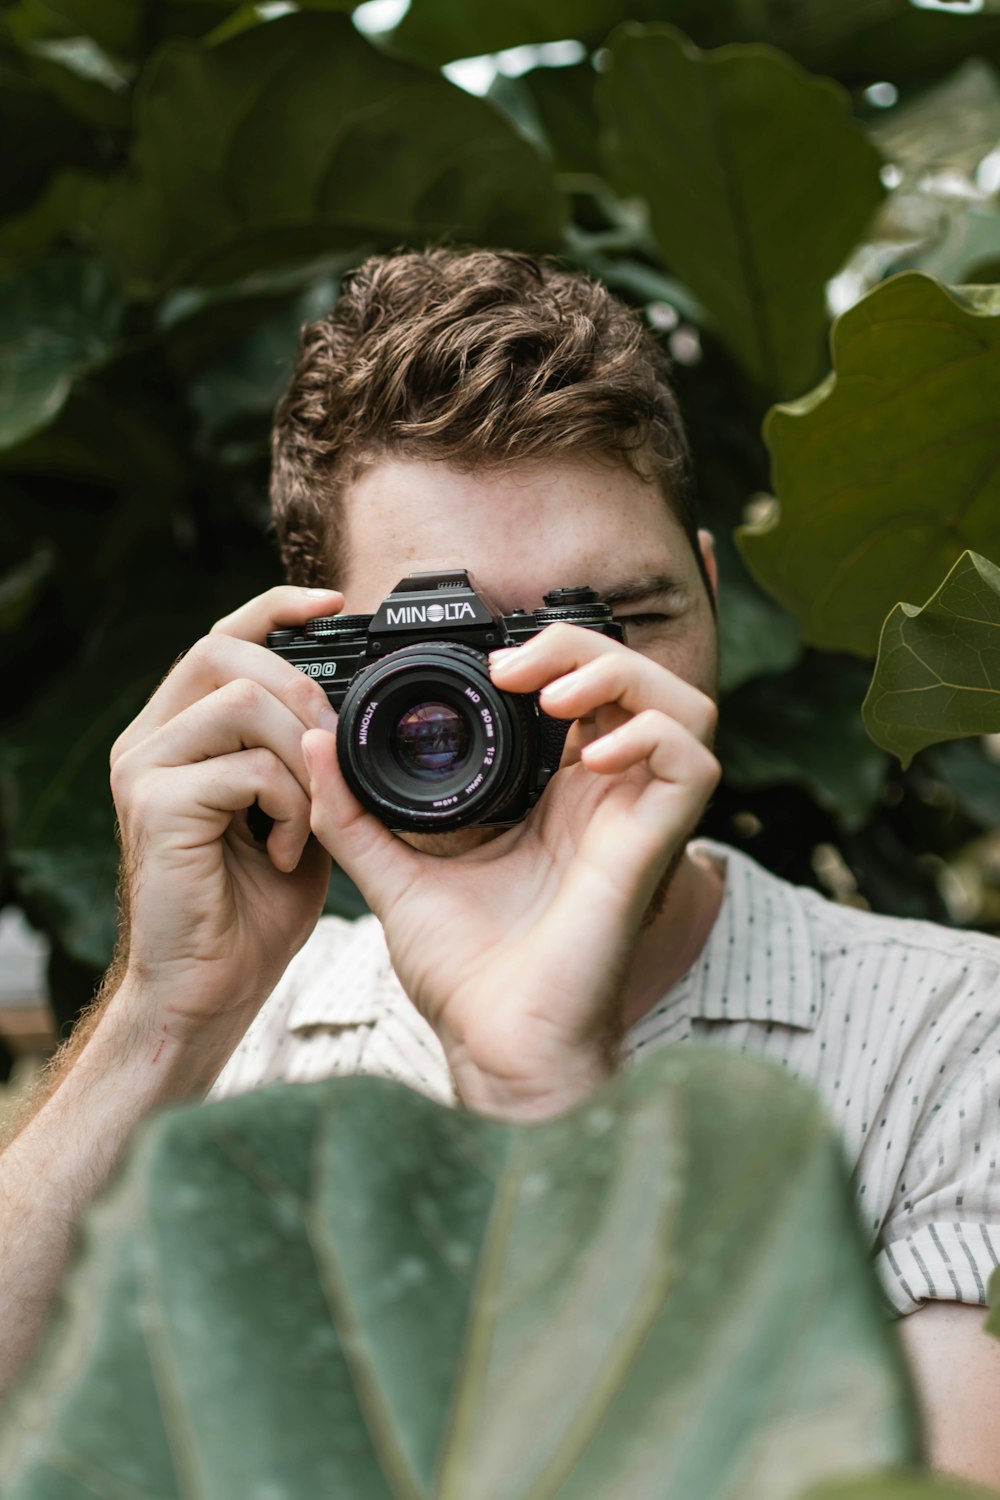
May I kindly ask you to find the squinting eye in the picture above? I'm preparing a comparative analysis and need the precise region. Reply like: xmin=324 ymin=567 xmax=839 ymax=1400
xmin=618 ymin=614 xmax=673 ymax=628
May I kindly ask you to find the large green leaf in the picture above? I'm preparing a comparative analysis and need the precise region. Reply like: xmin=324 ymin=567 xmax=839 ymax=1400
xmin=719 ymin=652 xmax=888 ymax=830
xmin=737 ymin=274 xmax=1000 ymax=657
xmin=862 ymin=550 xmax=1000 ymax=768
xmin=1 ymin=0 xmax=258 ymax=59
xmin=0 ymin=1047 xmax=917 ymax=1498
xmin=0 ymin=257 xmax=125 ymax=448
xmin=385 ymin=0 xmax=1000 ymax=78
xmin=925 ymin=737 xmax=1000 ymax=831
xmin=715 ymin=523 xmax=802 ymax=695
xmin=0 ymin=556 xmax=270 ymax=970
xmin=986 ymin=1263 xmax=1000 ymax=1341
xmin=504 ymin=59 xmax=602 ymax=178
xmin=0 ymin=52 xmax=98 ymax=218
xmin=97 ymin=11 xmax=565 ymax=291
xmin=0 ymin=169 xmax=109 ymax=271
xmin=801 ymin=1472 xmax=1000 ymax=1499
xmin=387 ymin=0 xmax=624 ymax=66
xmin=187 ymin=275 xmax=341 ymax=451
xmin=596 ymin=24 xmax=885 ymax=398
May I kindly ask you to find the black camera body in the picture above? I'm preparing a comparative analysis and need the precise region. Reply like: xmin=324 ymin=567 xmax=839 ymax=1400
xmin=264 ymin=569 xmax=624 ymax=834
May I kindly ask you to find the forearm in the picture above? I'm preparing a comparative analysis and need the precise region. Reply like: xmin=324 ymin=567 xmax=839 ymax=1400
xmin=0 ymin=980 xmax=240 ymax=1399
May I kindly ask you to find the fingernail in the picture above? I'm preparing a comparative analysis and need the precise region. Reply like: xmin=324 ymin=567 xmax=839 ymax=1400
xmin=489 ymin=647 xmax=521 ymax=669
xmin=302 ymin=738 xmax=314 ymax=771
xmin=540 ymin=675 xmax=574 ymax=701
xmin=318 ymin=706 xmax=338 ymax=733
xmin=304 ymin=587 xmax=341 ymax=598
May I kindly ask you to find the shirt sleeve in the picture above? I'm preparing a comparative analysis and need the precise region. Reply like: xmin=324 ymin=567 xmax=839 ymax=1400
xmin=874 ymin=1011 xmax=1000 ymax=1317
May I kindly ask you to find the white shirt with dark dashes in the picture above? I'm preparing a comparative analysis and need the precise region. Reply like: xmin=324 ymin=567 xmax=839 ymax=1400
xmin=208 ymin=835 xmax=1000 ymax=1318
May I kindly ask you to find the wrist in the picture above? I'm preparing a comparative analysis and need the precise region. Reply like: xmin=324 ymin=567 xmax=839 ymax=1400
xmin=99 ymin=979 xmax=249 ymax=1099
xmin=447 ymin=1046 xmax=617 ymax=1123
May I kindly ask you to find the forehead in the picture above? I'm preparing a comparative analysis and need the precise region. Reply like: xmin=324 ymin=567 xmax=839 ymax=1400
xmin=337 ymin=455 xmax=690 ymax=613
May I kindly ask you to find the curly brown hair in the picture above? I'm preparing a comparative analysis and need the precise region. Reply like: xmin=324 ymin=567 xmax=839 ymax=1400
xmin=269 ymin=246 xmax=712 ymax=605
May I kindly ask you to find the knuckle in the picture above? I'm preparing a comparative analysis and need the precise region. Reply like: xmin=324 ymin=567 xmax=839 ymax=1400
xmin=694 ymin=691 xmax=719 ymax=741
xmin=109 ymin=748 xmax=131 ymax=797
xmin=184 ymin=634 xmax=216 ymax=668
xmin=299 ymin=676 xmax=332 ymax=717
xmin=542 ymin=620 xmax=576 ymax=648
xmin=125 ymin=772 xmax=159 ymax=825
xmin=635 ymin=707 xmax=664 ymax=736
xmin=109 ymin=731 xmax=127 ymax=770
xmin=224 ymin=676 xmax=266 ymax=713
xmin=699 ymin=747 xmax=722 ymax=788
xmin=587 ymin=653 xmax=619 ymax=690
xmin=245 ymin=744 xmax=282 ymax=781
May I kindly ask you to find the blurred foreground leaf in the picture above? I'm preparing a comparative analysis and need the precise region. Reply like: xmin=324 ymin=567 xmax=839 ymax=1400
xmin=0 ymin=1048 xmax=917 ymax=1499
xmin=738 ymin=274 xmax=1000 ymax=656
xmin=801 ymin=1469 xmax=1000 ymax=1500
xmin=863 ymin=550 xmax=1000 ymax=768
xmin=986 ymin=1263 xmax=1000 ymax=1340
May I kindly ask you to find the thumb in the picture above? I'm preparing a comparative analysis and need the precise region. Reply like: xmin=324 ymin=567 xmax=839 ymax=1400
xmin=301 ymin=727 xmax=420 ymax=919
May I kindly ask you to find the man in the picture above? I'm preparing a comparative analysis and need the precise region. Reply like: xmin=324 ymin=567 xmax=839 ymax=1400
xmin=2 ymin=248 xmax=999 ymax=1483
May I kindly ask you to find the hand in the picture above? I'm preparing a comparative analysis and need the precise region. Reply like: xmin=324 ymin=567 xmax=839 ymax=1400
xmin=107 ymin=586 xmax=344 ymax=1046
xmin=302 ymin=621 xmax=720 ymax=1119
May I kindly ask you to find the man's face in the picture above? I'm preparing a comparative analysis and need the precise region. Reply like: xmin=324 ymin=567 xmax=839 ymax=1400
xmin=334 ymin=454 xmax=720 ymax=858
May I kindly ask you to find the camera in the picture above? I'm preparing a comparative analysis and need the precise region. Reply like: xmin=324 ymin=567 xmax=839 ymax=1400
xmin=256 ymin=569 xmax=624 ymax=836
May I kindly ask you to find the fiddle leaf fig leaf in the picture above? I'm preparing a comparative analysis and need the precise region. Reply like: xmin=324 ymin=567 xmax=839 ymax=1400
xmin=801 ymin=1471 xmax=1000 ymax=1500
xmin=0 ymin=256 xmax=125 ymax=448
xmin=986 ymin=1263 xmax=1000 ymax=1341
xmin=596 ymin=23 xmax=885 ymax=397
xmin=862 ymin=550 xmax=1000 ymax=768
xmin=0 ymin=1050 xmax=917 ymax=1499
xmin=97 ymin=10 xmax=565 ymax=291
xmin=737 ymin=273 xmax=1000 ymax=657
xmin=387 ymin=0 xmax=622 ymax=66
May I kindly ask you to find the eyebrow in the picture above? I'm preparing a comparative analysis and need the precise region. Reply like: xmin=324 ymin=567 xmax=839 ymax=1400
xmin=597 ymin=572 xmax=691 ymax=608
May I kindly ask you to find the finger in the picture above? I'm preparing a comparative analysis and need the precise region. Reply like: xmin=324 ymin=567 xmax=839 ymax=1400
xmin=558 ymin=706 xmax=628 ymax=770
xmin=581 ymin=708 xmax=721 ymax=790
xmin=131 ymin=748 xmax=314 ymax=874
xmin=301 ymin=728 xmax=423 ymax=919
xmin=489 ymin=622 xmax=717 ymax=745
xmin=209 ymin=585 xmax=343 ymax=643
xmin=113 ymin=679 xmax=319 ymax=801
xmin=546 ymin=729 xmax=720 ymax=934
xmin=112 ymin=612 xmax=340 ymax=766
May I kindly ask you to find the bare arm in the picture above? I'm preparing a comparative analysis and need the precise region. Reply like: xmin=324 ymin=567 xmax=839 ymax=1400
xmin=0 ymin=978 xmax=246 ymax=1399
xmin=0 ymin=584 xmax=342 ymax=1399
xmin=898 ymin=1300 xmax=1000 ymax=1491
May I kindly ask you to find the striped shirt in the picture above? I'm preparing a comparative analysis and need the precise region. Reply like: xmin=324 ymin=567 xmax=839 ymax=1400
xmin=209 ymin=835 xmax=1000 ymax=1319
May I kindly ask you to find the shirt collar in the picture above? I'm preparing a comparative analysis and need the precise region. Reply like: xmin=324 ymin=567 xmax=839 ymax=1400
xmin=286 ymin=914 xmax=385 ymax=1030
xmin=684 ymin=836 xmax=823 ymax=1031
xmin=286 ymin=836 xmax=824 ymax=1035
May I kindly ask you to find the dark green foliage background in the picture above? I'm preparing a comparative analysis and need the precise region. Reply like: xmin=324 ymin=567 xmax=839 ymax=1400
xmin=2 ymin=0 xmax=1000 ymax=1041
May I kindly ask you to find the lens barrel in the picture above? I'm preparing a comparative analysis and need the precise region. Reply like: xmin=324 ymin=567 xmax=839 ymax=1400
xmin=336 ymin=642 xmax=535 ymax=831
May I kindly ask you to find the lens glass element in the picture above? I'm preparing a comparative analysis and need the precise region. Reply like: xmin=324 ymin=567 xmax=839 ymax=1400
xmin=392 ymin=701 xmax=471 ymax=780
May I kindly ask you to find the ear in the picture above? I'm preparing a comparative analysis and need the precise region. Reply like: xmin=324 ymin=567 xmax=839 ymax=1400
xmin=697 ymin=528 xmax=718 ymax=609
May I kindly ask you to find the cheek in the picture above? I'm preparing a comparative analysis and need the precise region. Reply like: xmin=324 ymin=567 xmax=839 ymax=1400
xmin=639 ymin=628 xmax=719 ymax=704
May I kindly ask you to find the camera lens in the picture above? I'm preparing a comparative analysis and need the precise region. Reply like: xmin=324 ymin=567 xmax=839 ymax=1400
xmin=393 ymin=701 xmax=471 ymax=780
xmin=336 ymin=642 xmax=535 ymax=831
